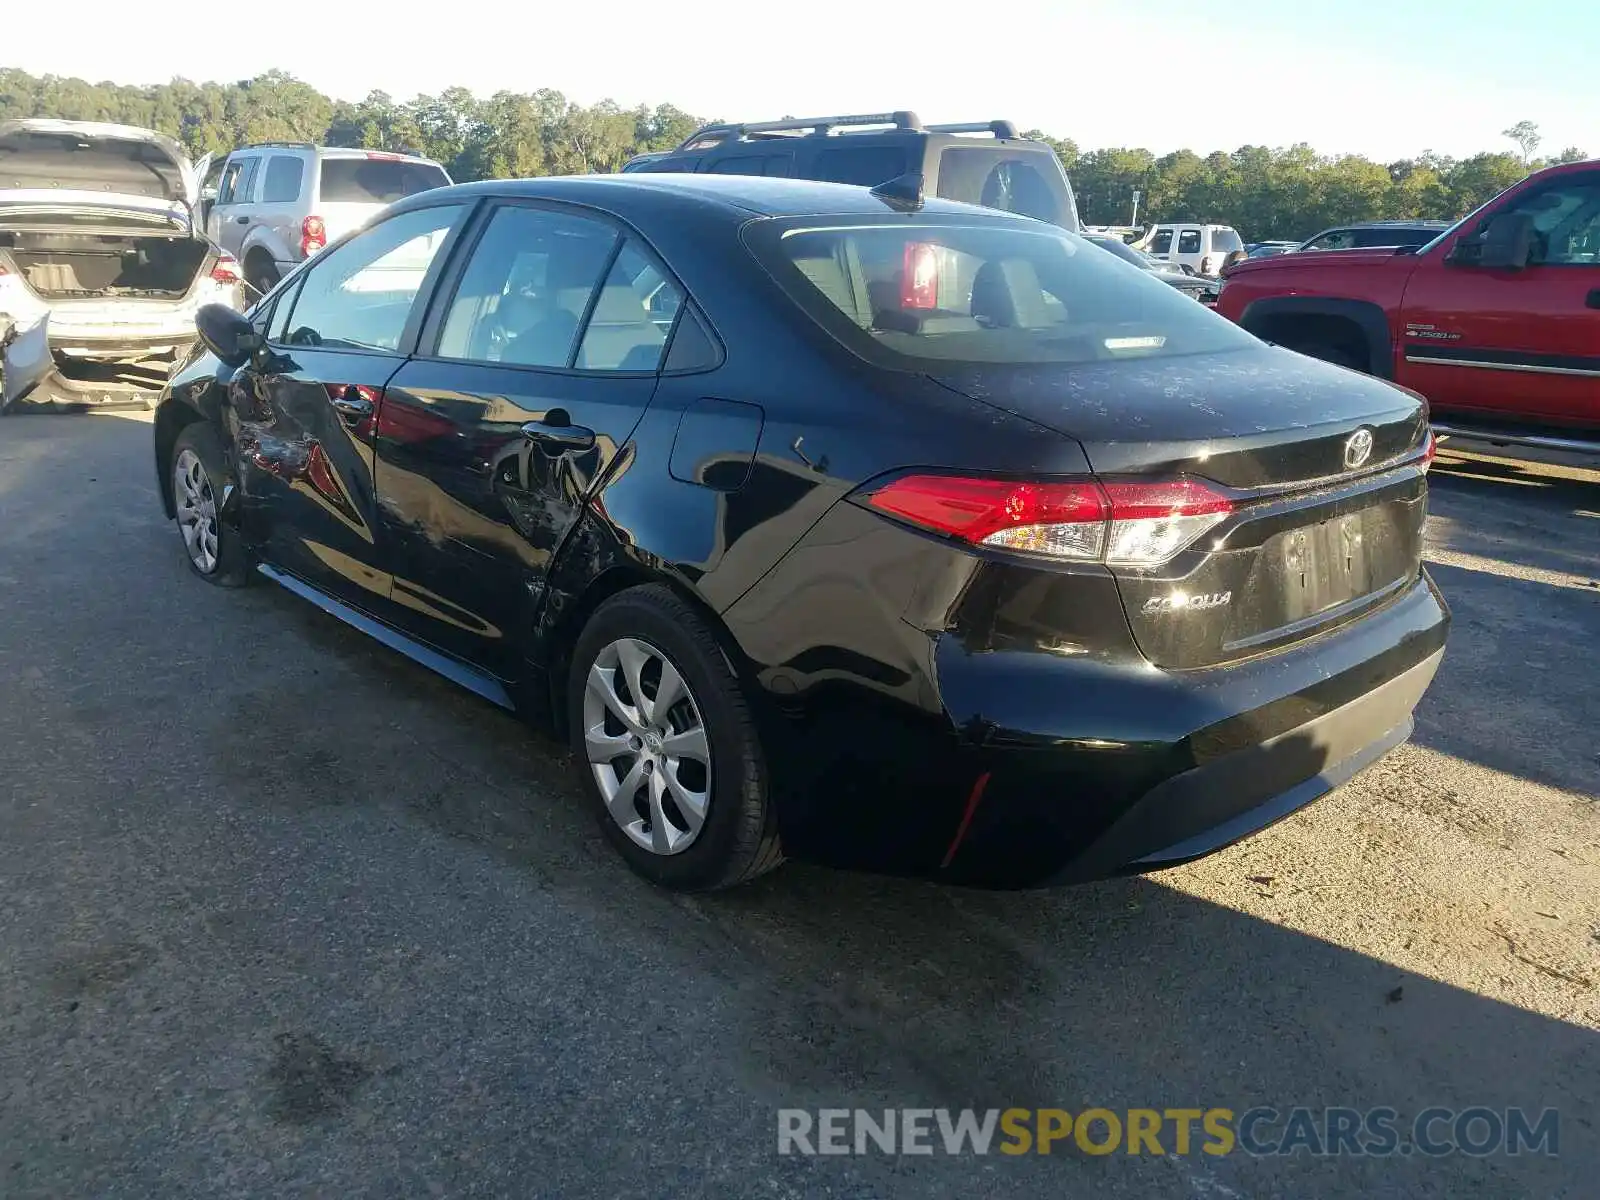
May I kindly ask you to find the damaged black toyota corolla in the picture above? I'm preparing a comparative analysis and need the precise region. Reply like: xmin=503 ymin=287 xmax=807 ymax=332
xmin=153 ymin=173 xmax=1448 ymax=890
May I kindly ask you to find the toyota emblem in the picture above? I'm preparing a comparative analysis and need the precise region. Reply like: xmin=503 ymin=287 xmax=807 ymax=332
xmin=1343 ymin=428 xmax=1374 ymax=470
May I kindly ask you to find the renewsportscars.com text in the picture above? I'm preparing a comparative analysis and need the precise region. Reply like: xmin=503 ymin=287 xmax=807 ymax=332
xmin=777 ymin=1107 xmax=1559 ymax=1158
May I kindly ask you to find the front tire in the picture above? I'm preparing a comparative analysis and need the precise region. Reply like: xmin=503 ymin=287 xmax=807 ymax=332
xmin=170 ymin=423 xmax=249 ymax=587
xmin=568 ymin=584 xmax=782 ymax=891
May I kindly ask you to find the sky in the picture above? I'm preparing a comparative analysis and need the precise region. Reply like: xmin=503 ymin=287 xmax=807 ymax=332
xmin=7 ymin=0 xmax=1595 ymax=162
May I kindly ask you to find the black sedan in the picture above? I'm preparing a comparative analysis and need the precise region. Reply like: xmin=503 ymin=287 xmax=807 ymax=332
xmin=155 ymin=174 xmax=1448 ymax=890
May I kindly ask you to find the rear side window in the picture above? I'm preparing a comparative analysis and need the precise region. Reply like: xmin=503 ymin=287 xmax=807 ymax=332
xmin=709 ymin=154 xmax=791 ymax=177
xmin=575 ymin=240 xmax=683 ymax=371
xmin=1148 ymin=229 xmax=1173 ymax=254
xmin=749 ymin=219 xmax=1254 ymax=367
xmin=1177 ymin=230 xmax=1202 ymax=253
xmin=318 ymin=158 xmax=451 ymax=203
xmin=934 ymin=148 xmax=1071 ymax=226
xmin=261 ymin=156 xmax=305 ymax=204
xmin=810 ymin=146 xmax=909 ymax=187
xmin=1211 ymin=228 xmax=1243 ymax=253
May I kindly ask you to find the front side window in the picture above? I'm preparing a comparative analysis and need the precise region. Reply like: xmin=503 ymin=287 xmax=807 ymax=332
xmin=749 ymin=218 xmax=1255 ymax=367
xmin=261 ymin=156 xmax=305 ymax=204
xmin=1148 ymin=229 xmax=1173 ymax=254
xmin=1501 ymin=176 xmax=1600 ymax=264
xmin=436 ymin=204 xmax=619 ymax=367
xmin=1305 ymin=230 xmax=1355 ymax=251
xmin=217 ymin=157 xmax=257 ymax=205
xmin=277 ymin=204 xmax=463 ymax=352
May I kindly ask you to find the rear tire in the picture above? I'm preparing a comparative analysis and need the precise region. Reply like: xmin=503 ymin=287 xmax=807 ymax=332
xmin=245 ymin=255 xmax=279 ymax=302
xmin=170 ymin=423 xmax=250 ymax=587
xmin=568 ymin=584 xmax=782 ymax=891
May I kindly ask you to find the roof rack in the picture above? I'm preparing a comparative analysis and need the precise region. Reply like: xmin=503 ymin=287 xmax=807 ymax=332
xmin=926 ymin=120 xmax=1020 ymax=138
xmin=238 ymin=141 xmax=317 ymax=150
xmin=676 ymin=111 xmax=923 ymax=151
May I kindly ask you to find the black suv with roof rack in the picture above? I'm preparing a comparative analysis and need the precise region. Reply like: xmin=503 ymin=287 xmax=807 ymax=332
xmin=622 ymin=111 xmax=1080 ymax=231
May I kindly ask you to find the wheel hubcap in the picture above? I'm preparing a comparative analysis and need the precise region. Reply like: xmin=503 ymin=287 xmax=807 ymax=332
xmin=173 ymin=448 xmax=220 ymax=574
xmin=582 ymin=636 xmax=711 ymax=856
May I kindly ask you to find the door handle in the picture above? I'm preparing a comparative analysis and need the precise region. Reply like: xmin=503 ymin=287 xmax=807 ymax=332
xmin=1587 ymin=289 xmax=1600 ymax=310
xmin=234 ymin=215 xmax=250 ymax=224
xmin=522 ymin=413 xmax=595 ymax=455
xmin=330 ymin=386 xmax=374 ymax=420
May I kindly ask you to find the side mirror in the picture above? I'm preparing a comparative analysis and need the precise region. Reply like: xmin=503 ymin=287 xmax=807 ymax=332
xmin=196 ymin=303 xmax=263 ymax=368
xmin=1447 ymin=212 xmax=1535 ymax=270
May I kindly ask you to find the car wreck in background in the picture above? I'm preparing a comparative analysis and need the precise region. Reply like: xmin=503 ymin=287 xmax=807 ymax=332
xmin=0 ymin=119 xmax=243 ymax=412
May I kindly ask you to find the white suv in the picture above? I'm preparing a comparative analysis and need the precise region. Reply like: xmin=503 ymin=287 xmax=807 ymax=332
xmin=1137 ymin=223 xmax=1244 ymax=277
xmin=201 ymin=144 xmax=451 ymax=297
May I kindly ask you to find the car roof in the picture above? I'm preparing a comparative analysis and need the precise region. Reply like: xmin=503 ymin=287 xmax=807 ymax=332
xmin=388 ymin=172 xmax=1037 ymax=224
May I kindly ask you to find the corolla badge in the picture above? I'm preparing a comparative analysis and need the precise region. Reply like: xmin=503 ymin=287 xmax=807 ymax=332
xmin=1143 ymin=591 xmax=1232 ymax=615
xmin=1344 ymin=427 xmax=1374 ymax=470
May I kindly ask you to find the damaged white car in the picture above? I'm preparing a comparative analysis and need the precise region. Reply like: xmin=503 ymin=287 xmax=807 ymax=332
xmin=0 ymin=119 xmax=244 ymax=412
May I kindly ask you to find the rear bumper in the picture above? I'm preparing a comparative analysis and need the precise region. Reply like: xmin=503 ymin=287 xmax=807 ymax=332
xmin=770 ymin=569 xmax=1449 ymax=887
xmin=940 ymin=571 xmax=1449 ymax=886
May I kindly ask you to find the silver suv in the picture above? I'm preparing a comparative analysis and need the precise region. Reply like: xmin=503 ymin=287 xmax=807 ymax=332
xmin=201 ymin=144 xmax=451 ymax=296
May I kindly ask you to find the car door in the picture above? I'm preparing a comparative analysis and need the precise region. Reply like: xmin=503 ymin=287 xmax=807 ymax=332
xmin=1397 ymin=170 xmax=1600 ymax=426
xmin=228 ymin=201 xmax=470 ymax=617
xmin=374 ymin=201 xmax=677 ymax=675
xmin=255 ymin=153 xmax=308 ymax=270
xmin=212 ymin=155 xmax=261 ymax=257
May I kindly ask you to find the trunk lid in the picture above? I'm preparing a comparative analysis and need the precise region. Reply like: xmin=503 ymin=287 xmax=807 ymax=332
xmin=0 ymin=119 xmax=200 ymax=228
xmin=929 ymin=346 xmax=1432 ymax=667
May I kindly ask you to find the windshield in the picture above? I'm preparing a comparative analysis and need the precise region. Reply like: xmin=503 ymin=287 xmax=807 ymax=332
xmin=318 ymin=158 xmax=450 ymax=204
xmin=747 ymin=217 xmax=1256 ymax=368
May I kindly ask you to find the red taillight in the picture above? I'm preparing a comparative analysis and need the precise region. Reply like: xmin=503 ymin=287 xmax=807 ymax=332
xmin=1421 ymin=429 xmax=1437 ymax=471
xmin=210 ymin=253 xmax=241 ymax=285
xmin=301 ymin=215 xmax=327 ymax=258
xmin=364 ymin=151 xmax=403 ymax=161
xmin=859 ymin=474 xmax=1234 ymax=567
xmin=901 ymin=242 xmax=940 ymax=310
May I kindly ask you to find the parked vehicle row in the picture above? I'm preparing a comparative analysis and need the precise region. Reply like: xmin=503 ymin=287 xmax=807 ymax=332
xmin=1218 ymin=156 xmax=1600 ymax=451
xmin=155 ymin=170 xmax=1447 ymax=892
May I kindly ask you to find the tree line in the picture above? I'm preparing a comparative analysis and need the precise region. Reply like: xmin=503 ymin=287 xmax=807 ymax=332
xmin=1 ymin=67 xmax=1588 ymax=240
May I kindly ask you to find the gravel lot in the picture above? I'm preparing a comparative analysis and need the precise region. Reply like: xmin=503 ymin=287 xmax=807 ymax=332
xmin=1 ymin=411 xmax=1595 ymax=1199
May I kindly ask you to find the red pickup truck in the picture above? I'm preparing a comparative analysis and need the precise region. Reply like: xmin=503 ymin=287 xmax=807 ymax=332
xmin=1217 ymin=158 xmax=1600 ymax=452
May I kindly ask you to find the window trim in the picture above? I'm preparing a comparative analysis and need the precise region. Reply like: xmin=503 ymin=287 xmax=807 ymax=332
xmin=266 ymin=198 xmax=478 ymax=359
xmin=413 ymin=195 xmax=723 ymax=378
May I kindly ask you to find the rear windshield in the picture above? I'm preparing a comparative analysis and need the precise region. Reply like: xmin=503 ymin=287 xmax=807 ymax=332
xmin=747 ymin=218 xmax=1254 ymax=367
xmin=1212 ymin=227 xmax=1244 ymax=252
xmin=934 ymin=146 xmax=1076 ymax=227
xmin=318 ymin=158 xmax=450 ymax=203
